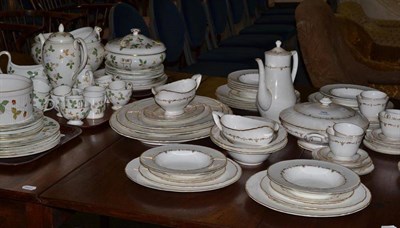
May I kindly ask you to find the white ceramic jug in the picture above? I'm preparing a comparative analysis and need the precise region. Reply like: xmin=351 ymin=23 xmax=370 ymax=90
xmin=39 ymin=24 xmax=88 ymax=88
xmin=256 ymin=40 xmax=298 ymax=122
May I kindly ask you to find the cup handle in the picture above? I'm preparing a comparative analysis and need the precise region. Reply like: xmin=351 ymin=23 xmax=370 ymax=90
xmin=44 ymin=99 xmax=55 ymax=112
xmin=211 ymin=111 xmax=224 ymax=131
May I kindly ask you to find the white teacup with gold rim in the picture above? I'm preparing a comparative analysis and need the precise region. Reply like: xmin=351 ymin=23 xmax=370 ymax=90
xmin=379 ymin=109 xmax=400 ymax=139
xmin=212 ymin=111 xmax=279 ymax=146
xmin=327 ymin=123 xmax=365 ymax=160
xmin=357 ymin=90 xmax=388 ymax=123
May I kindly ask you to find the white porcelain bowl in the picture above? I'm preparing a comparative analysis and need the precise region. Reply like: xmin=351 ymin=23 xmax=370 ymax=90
xmin=0 ymin=74 xmax=33 ymax=125
xmin=59 ymin=101 xmax=91 ymax=126
xmin=227 ymin=151 xmax=270 ymax=166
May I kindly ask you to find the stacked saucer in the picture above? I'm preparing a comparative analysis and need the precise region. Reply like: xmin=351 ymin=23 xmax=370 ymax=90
xmin=363 ymin=128 xmax=400 ymax=155
xmin=125 ymin=144 xmax=242 ymax=192
xmin=109 ymin=96 xmax=231 ymax=145
xmin=312 ymin=147 xmax=374 ymax=175
xmin=246 ymin=159 xmax=371 ymax=217
xmin=0 ymin=109 xmax=61 ymax=158
xmin=216 ymin=69 xmax=259 ymax=111
xmin=105 ymin=62 xmax=167 ymax=91
xmin=210 ymin=116 xmax=288 ymax=166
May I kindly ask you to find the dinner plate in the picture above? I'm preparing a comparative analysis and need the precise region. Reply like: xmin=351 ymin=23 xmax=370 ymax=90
xmin=227 ymin=69 xmax=259 ymax=91
xmin=0 ymin=108 xmax=44 ymax=134
xmin=363 ymin=130 xmax=400 ymax=155
xmin=246 ymin=170 xmax=371 ymax=217
xmin=267 ymin=160 xmax=360 ymax=195
xmin=140 ymin=144 xmax=227 ymax=177
xmin=216 ymin=84 xmax=258 ymax=111
xmin=125 ymin=158 xmax=241 ymax=192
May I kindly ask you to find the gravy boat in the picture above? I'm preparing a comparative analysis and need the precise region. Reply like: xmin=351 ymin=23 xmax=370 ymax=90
xmin=152 ymin=74 xmax=202 ymax=116
xmin=212 ymin=111 xmax=279 ymax=146
xmin=0 ymin=51 xmax=45 ymax=79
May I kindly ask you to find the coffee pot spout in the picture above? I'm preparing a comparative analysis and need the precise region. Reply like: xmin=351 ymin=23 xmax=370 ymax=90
xmin=255 ymin=58 xmax=272 ymax=111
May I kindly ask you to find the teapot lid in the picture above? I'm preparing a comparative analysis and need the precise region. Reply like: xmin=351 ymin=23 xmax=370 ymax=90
xmin=47 ymin=24 xmax=75 ymax=43
xmin=265 ymin=40 xmax=291 ymax=56
xmin=105 ymin=28 xmax=166 ymax=55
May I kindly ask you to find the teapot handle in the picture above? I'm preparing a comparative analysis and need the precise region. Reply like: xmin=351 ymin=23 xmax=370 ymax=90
xmin=71 ymin=38 xmax=88 ymax=86
xmin=290 ymin=50 xmax=298 ymax=83
xmin=0 ymin=51 xmax=12 ymax=73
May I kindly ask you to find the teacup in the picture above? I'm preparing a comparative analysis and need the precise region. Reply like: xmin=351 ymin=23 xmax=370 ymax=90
xmin=357 ymin=90 xmax=388 ymax=122
xmin=50 ymin=85 xmax=72 ymax=117
xmin=75 ymin=65 xmax=94 ymax=90
xmin=65 ymin=95 xmax=85 ymax=109
xmin=59 ymin=101 xmax=91 ymax=126
xmin=212 ymin=112 xmax=279 ymax=146
xmin=106 ymin=81 xmax=133 ymax=110
xmin=327 ymin=123 xmax=365 ymax=160
xmin=379 ymin=109 xmax=400 ymax=139
xmin=152 ymin=74 xmax=202 ymax=116
xmin=33 ymin=90 xmax=54 ymax=112
xmin=94 ymin=74 xmax=117 ymax=88
xmin=83 ymin=91 xmax=106 ymax=119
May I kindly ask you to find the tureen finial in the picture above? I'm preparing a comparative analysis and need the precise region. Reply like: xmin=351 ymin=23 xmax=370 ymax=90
xmin=58 ymin=24 xmax=64 ymax=33
xmin=275 ymin=40 xmax=282 ymax=48
xmin=319 ymin=97 xmax=332 ymax=106
xmin=131 ymin=28 xmax=141 ymax=36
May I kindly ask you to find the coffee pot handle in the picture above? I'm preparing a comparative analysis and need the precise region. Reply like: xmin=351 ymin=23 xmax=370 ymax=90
xmin=291 ymin=50 xmax=298 ymax=83
xmin=71 ymin=38 xmax=88 ymax=86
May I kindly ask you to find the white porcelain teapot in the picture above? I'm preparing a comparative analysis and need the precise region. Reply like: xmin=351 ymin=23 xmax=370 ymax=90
xmin=256 ymin=40 xmax=298 ymax=122
xmin=39 ymin=24 xmax=88 ymax=88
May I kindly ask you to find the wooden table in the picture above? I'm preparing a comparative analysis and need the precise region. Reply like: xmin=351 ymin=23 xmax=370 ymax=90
xmin=38 ymin=80 xmax=400 ymax=227
xmin=1 ymin=53 xmax=400 ymax=227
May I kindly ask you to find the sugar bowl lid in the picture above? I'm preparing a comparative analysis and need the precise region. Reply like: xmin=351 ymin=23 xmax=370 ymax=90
xmin=105 ymin=28 xmax=166 ymax=55
xmin=279 ymin=97 xmax=369 ymax=132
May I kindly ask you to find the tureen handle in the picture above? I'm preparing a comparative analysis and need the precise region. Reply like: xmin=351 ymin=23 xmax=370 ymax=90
xmin=304 ymin=132 xmax=328 ymax=144
xmin=120 ymin=28 xmax=141 ymax=48
xmin=212 ymin=111 xmax=224 ymax=131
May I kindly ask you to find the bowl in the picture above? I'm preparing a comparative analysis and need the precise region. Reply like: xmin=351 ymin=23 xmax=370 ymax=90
xmin=0 ymin=74 xmax=33 ymax=125
xmin=227 ymin=151 xmax=270 ymax=166
xmin=104 ymin=28 xmax=166 ymax=71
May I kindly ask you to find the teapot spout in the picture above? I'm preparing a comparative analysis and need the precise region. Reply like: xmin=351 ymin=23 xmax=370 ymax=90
xmin=255 ymin=58 xmax=272 ymax=111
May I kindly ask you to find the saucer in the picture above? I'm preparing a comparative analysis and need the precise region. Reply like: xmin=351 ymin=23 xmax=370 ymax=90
xmin=363 ymin=129 xmax=400 ymax=155
xmin=312 ymin=147 xmax=374 ymax=175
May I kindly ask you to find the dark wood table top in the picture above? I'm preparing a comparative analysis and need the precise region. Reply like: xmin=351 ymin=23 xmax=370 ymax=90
xmin=38 ymin=75 xmax=400 ymax=227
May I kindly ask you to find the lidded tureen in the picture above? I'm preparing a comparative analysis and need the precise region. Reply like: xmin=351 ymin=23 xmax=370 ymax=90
xmin=104 ymin=28 xmax=166 ymax=71
xmin=279 ymin=97 xmax=369 ymax=150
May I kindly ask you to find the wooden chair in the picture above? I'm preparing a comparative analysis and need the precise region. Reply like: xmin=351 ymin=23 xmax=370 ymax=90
xmin=295 ymin=0 xmax=400 ymax=99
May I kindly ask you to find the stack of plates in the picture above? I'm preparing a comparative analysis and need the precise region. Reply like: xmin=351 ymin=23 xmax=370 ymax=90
xmin=210 ymin=117 xmax=288 ymax=166
xmin=125 ymin=144 xmax=242 ymax=192
xmin=0 ymin=108 xmax=61 ymax=158
xmin=109 ymin=96 xmax=232 ymax=145
xmin=216 ymin=69 xmax=259 ymax=111
xmin=246 ymin=159 xmax=371 ymax=217
xmin=105 ymin=62 xmax=167 ymax=91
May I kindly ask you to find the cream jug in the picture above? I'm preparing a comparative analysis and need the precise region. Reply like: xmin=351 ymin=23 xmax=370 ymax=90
xmin=256 ymin=40 xmax=298 ymax=122
xmin=39 ymin=24 xmax=88 ymax=88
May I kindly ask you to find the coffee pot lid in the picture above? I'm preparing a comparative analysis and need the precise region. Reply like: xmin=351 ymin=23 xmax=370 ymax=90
xmin=265 ymin=40 xmax=291 ymax=56
xmin=47 ymin=24 xmax=75 ymax=43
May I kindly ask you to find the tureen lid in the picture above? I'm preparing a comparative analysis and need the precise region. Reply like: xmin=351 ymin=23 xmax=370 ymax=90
xmin=105 ymin=28 xmax=166 ymax=55
xmin=279 ymin=97 xmax=369 ymax=131
xmin=265 ymin=40 xmax=291 ymax=56
xmin=47 ymin=24 xmax=75 ymax=43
